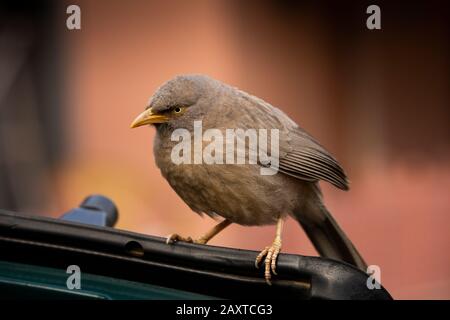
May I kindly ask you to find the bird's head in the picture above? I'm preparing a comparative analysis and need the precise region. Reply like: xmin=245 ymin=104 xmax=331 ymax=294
xmin=130 ymin=74 xmax=218 ymax=129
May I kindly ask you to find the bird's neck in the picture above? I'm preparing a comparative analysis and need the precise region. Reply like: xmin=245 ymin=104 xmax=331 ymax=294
xmin=155 ymin=123 xmax=172 ymax=138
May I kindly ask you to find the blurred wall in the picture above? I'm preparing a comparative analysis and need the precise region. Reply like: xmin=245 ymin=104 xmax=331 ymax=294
xmin=0 ymin=1 xmax=65 ymax=212
xmin=1 ymin=0 xmax=449 ymax=299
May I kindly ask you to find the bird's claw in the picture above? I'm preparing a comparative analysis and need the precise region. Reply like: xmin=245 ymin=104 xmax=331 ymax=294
xmin=255 ymin=240 xmax=282 ymax=285
xmin=166 ymin=233 xmax=193 ymax=244
xmin=166 ymin=233 xmax=208 ymax=245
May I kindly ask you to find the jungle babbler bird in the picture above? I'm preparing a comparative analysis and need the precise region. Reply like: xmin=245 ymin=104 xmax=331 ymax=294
xmin=131 ymin=74 xmax=367 ymax=284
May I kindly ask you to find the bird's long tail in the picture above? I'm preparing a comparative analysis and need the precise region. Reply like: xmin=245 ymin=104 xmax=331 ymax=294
xmin=293 ymin=193 xmax=368 ymax=271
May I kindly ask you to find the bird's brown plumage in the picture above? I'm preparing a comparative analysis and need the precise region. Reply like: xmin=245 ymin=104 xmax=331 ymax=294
xmin=132 ymin=74 xmax=367 ymax=277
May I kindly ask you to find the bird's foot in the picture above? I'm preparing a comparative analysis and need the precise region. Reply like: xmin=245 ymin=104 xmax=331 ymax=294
xmin=166 ymin=233 xmax=207 ymax=245
xmin=255 ymin=239 xmax=282 ymax=285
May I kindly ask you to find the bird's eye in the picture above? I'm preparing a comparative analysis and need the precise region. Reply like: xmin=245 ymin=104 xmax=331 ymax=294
xmin=174 ymin=107 xmax=182 ymax=113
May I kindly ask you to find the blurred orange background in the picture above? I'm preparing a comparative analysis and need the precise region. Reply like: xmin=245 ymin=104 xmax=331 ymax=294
xmin=0 ymin=0 xmax=449 ymax=299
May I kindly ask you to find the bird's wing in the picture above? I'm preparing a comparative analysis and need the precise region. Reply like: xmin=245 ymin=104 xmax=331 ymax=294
xmin=278 ymin=129 xmax=349 ymax=190
xmin=233 ymin=91 xmax=349 ymax=190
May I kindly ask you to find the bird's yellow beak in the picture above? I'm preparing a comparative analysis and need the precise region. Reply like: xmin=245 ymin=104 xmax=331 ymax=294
xmin=130 ymin=108 xmax=169 ymax=128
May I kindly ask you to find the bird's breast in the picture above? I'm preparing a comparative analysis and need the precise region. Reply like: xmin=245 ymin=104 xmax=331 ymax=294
xmin=153 ymin=132 xmax=302 ymax=226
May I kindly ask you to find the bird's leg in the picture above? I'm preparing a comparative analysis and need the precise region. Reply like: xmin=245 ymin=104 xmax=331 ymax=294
xmin=166 ymin=219 xmax=232 ymax=245
xmin=255 ymin=217 xmax=284 ymax=285
xmin=195 ymin=219 xmax=232 ymax=244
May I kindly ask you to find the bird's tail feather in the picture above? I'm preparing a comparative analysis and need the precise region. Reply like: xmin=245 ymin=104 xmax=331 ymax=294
xmin=294 ymin=203 xmax=368 ymax=271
